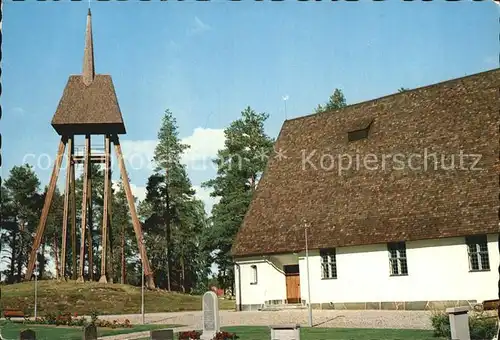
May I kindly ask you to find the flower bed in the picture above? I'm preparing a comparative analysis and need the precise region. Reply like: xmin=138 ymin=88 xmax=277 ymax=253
xmin=213 ymin=331 xmax=239 ymax=340
xmin=178 ymin=330 xmax=238 ymax=340
xmin=178 ymin=330 xmax=201 ymax=339
xmin=21 ymin=310 xmax=132 ymax=329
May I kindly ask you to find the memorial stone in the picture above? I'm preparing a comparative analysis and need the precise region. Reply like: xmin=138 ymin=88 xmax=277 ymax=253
xmin=446 ymin=307 xmax=471 ymax=340
xmin=19 ymin=329 xmax=36 ymax=340
xmin=83 ymin=323 xmax=97 ymax=340
xmin=269 ymin=324 xmax=301 ymax=340
xmin=150 ymin=328 xmax=174 ymax=340
xmin=201 ymin=291 xmax=220 ymax=340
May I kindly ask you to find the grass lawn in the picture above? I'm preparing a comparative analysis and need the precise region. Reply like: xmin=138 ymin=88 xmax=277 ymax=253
xmin=3 ymin=323 xmax=439 ymax=340
xmin=0 ymin=321 xmax=183 ymax=340
xmin=1 ymin=280 xmax=235 ymax=315
xmin=155 ymin=326 xmax=439 ymax=340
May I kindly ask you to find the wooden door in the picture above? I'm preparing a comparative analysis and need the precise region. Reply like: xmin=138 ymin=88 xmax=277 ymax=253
xmin=286 ymin=274 xmax=301 ymax=304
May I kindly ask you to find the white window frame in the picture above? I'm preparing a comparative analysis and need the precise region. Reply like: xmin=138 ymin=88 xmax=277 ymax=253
xmin=250 ymin=265 xmax=258 ymax=284
xmin=320 ymin=248 xmax=337 ymax=279
xmin=388 ymin=242 xmax=408 ymax=276
xmin=466 ymin=235 xmax=490 ymax=272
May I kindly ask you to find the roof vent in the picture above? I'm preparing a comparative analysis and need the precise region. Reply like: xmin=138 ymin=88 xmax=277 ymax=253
xmin=347 ymin=119 xmax=373 ymax=142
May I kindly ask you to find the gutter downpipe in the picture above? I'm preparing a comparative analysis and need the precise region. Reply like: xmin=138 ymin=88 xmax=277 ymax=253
xmin=235 ymin=262 xmax=242 ymax=311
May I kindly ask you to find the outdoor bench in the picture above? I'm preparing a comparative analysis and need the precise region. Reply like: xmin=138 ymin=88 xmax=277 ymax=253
xmin=2 ymin=309 xmax=25 ymax=319
xmin=482 ymin=299 xmax=500 ymax=311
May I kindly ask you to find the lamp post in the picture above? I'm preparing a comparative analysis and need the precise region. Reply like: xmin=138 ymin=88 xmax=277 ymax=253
xmin=141 ymin=238 xmax=145 ymax=325
xmin=304 ymin=222 xmax=313 ymax=327
xmin=282 ymin=95 xmax=289 ymax=120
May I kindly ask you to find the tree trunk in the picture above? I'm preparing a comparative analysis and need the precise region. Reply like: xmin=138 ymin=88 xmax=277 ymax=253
xmin=9 ymin=232 xmax=17 ymax=283
xmin=108 ymin=214 xmax=114 ymax=283
xmin=230 ymin=269 xmax=235 ymax=297
xmin=17 ymin=221 xmax=24 ymax=282
xmin=121 ymin=224 xmax=126 ymax=284
xmin=180 ymin=250 xmax=185 ymax=293
xmin=16 ymin=246 xmax=22 ymax=282
xmin=87 ymin=199 xmax=94 ymax=281
xmin=165 ymin=221 xmax=171 ymax=291
xmin=165 ymin=176 xmax=172 ymax=292
xmin=54 ymin=233 xmax=60 ymax=280
xmin=39 ymin=242 xmax=47 ymax=279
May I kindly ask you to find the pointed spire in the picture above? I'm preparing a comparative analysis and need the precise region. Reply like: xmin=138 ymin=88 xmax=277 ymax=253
xmin=82 ymin=8 xmax=95 ymax=86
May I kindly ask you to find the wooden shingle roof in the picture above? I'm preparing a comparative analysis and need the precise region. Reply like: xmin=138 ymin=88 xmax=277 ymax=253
xmin=51 ymin=74 xmax=126 ymax=135
xmin=50 ymin=9 xmax=126 ymax=136
xmin=232 ymin=68 xmax=500 ymax=257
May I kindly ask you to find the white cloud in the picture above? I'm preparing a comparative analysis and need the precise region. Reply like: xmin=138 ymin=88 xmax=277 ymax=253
xmin=193 ymin=185 xmax=220 ymax=214
xmin=120 ymin=139 xmax=158 ymax=164
xmin=188 ymin=16 xmax=211 ymax=36
xmin=110 ymin=182 xmax=217 ymax=214
xmin=119 ymin=127 xmax=225 ymax=172
xmin=181 ymin=127 xmax=225 ymax=165
xmin=130 ymin=183 xmax=147 ymax=202
xmin=112 ymin=180 xmax=147 ymax=203
xmin=112 ymin=127 xmax=226 ymax=212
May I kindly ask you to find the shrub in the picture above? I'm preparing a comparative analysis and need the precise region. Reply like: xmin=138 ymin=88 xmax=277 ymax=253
xmin=90 ymin=309 xmax=99 ymax=325
xmin=430 ymin=311 xmax=497 ymax=339
xmin=213 ymin=331 xmax=238 ymax=339
xmin=74 ymin=316 xmax=87 ymax=327
xmin=93 ymin=318 xmax=133 ymax=329
xmin=44 ymin=312 xmax=57 ymax=325
xmin=430 ymin=312 xmax=450 ymax=338
xmin=23 ymin=312 xmax=83 ymax=327
xmin=469 ymin=315 xmax=497 ymax=340
xmin=20 ymin=309 xmax=132 ymax=328
xmin=178 ymin=330 xmax=201 ymax=339
xmin=177 ymin=330 xmax=238 ymax=340
xmin=55 ymin=311 xmax=72 ymax=326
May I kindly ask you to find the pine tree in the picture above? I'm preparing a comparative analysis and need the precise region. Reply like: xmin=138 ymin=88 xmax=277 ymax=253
xmin=144 ymin=109 xmax=192 ymax=290
xmin=314 ymin=88 xmax=347 ymax=113
xmin=2 ymin=165 xmax=42 ymax=282
xmin=202 ymin=106 xmax=274 ymax=290
xmin=45 ymin=187 xmax=64 ymax=279
xmin=140 ymin=108 xmax=209 ymax=292
xmin=111 ymin=181 xmax=135 ymax=284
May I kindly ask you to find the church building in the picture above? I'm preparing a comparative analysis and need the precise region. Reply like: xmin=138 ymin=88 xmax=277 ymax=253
xmin=232 ymin=69 xmax=499 ymax=311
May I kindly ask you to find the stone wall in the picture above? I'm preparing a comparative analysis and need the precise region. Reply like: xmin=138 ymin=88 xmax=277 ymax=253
xmin=239 ymin=299 xmax=478 ymax=311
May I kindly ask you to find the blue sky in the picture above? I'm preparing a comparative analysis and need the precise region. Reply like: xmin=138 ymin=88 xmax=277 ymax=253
xmin=2 ymin=0 xmax=499 ymax=215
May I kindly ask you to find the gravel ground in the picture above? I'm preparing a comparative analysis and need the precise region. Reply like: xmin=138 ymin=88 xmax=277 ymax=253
xmin=98 ymin=309 xmax=433 ymax=339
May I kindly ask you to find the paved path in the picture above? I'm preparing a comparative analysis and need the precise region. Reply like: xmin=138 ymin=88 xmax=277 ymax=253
xmin=98 ymin=309 xmax=433 ymax=339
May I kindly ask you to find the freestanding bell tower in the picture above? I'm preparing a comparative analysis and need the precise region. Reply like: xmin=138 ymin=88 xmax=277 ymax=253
xmin=25 ymin=9 xmax=155 ymax=289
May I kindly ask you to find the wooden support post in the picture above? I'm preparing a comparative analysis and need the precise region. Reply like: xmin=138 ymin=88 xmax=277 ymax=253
xmin=99 ymin=135 xmax=111 ymax=283
xmin=112 ymin=135 xmax=155 ymax=289
xmin=108 ymin=154 xmax=114 ymax=283
xmin=121 ymin=222 xmax=126 ymax=284
xmin=78 ymin=135 xmax=91 ymax=282
xmin=70 ymin=139 xmax=77 ymax=280
xmin=108 ymin=164 xmax=113 ymax=283
xmin=87 ymin=161 xmax=94 ymax=281
xmin=60 ymin=136 xmax=73 ymax=280
xmin=25 ymin=137 xmax=67 ymax=280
